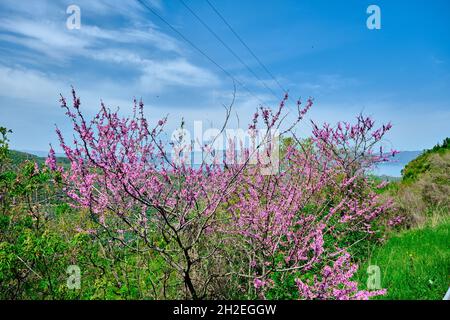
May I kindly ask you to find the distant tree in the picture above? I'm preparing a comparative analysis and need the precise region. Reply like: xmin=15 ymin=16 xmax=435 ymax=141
xmin=0 ymin=126 xmax=12 ymax=170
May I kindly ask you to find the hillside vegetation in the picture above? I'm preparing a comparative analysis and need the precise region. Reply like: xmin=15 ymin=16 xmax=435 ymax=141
xmin=9 ymin=150 xmax=70 ymax=168
xmin=389 ymin=138 xmax=450 ymax=227
xmin=402 ymin=137 xmax=450 ymax=183
xmin=357 ymin=138 xmax=449 ymax=299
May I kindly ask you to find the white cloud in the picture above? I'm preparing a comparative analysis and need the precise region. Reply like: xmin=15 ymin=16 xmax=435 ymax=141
xmin=0 ymin=18 xmax=89 ymax=59
xmin=0 ymin=17 xmax=181 ymax=61
xmin=0 ymin=65 xmax=62 ymax=104
xmin=0 ymin=0 xmax=293 ymax=151
xmin=0 ymin=0 xmax=220 ymax=93
xmin=139 ymin=59 xmax=220 ymax=91
xmin=293 ymin=74 xmax=360 ymax=95
xmin=73 ymin=0 xmax=163 ymax=16
xmin=0 ymin=0 xmax=160 ymax=21
xmin=77 ymin=25 xmax=181 ymax=52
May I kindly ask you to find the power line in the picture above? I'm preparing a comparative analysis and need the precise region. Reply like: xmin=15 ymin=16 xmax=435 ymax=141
xmin=205 ymin=0 xmax=286 ymax=94
xmin=136 ymin=0 xmax=267 ymax=106
xmin=178 ymin=0 xmax=280 ymax=101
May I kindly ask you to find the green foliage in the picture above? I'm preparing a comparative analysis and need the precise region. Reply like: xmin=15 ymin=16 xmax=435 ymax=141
xmin=402 ymin=137 xmax=450 ymax=183
xmin=0 ymin=127 xmax=12 ymax=166
xmin=266 ymin=270 xmax=299 ymax=300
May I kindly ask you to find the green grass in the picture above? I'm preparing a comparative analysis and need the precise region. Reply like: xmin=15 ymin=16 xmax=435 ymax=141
xmin=357 ymin=219 xmax=449 ymax=299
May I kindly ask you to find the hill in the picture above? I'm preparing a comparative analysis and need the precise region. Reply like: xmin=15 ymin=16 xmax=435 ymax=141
xmin=389 ymin=137 xmax=450 ymax=227
xmin=9 ymin=150 xmax=70 ymax=168
xmin=401 ymin=138 xmax=450 ymax=182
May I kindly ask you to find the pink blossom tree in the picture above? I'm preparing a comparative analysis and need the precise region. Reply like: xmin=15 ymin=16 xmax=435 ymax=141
xmin=48 ymin=88 xmax=393 ymax=299
xmin=222 ymin=113 xmax=392 ymax=299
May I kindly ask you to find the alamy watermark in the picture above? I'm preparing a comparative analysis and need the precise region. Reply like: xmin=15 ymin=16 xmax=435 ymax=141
xmin=367 ymin=265 xmax=381 ymax=290
xmin=66 ymin=4 xmax=81 ymax=30
xmin=367 ymin=5 xmax=381 ymax=30
xmin=66 ymin=265 xmax=81 ymax=289
xmin=170 ymin=122 xmax=280 ymax=175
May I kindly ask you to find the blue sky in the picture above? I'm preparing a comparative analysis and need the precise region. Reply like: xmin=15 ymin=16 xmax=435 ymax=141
xmin=0 ymin=0 xmax=449 ymax=152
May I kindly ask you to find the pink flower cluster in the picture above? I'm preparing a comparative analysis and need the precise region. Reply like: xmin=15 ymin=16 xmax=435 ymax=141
xmin=295 ymin=253 xmax=386 ymax=300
